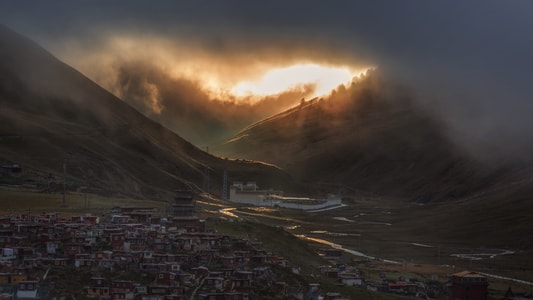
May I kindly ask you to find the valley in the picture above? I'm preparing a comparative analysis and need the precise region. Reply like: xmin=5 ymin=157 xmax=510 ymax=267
xmin=2 ymin=185 xmax=532 ymax=299
xmin=1 ymin=19 xmax=533 ymax=299
xmin=218 ymin=197 xmax=532 ymax=276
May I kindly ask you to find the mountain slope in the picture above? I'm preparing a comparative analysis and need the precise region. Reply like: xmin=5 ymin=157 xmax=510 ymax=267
xmin=0 ymin=25 xmax=292 ymax=199
xmin=214 ymin=73 xmax=504 ymax=199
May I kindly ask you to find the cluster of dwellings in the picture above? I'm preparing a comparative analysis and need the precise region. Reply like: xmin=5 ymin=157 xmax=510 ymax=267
xmin=0 ymin=189 xmax=353 ymax=300
xmin=313 ymin=250 xmax=435 ymax=299
xmin=315 ymin=246 xmax=495 ymax=300
xmin=229 ymin=182 xmax=342 ymax=211
xmin=359 ymin=269 xmax=491 ymax=299
xmin=0 ymin=187 xmax=508 ymax=300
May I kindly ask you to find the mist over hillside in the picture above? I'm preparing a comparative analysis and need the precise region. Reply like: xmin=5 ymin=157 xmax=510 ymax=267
xmin=214 ymin=71 xmax=514 ymax=200
xmin=1 ymin=22 xmax=531 ymax=203
xmin=107 ymin=60 xmax=313 ymax=146
xmin=0 ymin=25 xmax=293 ymax=199
xmin=51 ymin=47 xmax=320 ymax=148
xmin=3 ymin=1 xmax=533 ymax=167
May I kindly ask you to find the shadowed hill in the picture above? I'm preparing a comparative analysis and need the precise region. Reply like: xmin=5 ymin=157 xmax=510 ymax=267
xmin=0 ymin=25 xmax=293 ymax=199
xmin=214 ymin=73 xmax=508 ymax=199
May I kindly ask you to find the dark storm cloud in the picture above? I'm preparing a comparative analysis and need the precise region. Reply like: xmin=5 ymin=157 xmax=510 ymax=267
xmin=2 ymin=1 xmax=533 ymax=161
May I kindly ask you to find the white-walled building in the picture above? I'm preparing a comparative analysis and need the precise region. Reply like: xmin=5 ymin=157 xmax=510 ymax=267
xmin=229 ymin=182 xmax=341 ymax=211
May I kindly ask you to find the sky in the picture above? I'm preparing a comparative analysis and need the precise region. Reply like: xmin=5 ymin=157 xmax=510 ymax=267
xmin=1 ymin=1 xmax=533 ymax=159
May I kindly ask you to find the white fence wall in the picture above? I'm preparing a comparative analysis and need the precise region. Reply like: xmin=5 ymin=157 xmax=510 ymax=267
xmin=229 ymin=188 xmax=341 ymax=211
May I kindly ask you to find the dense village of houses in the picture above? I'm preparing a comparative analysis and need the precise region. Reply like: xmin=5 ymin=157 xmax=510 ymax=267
xmin=0 ymin=189 xmax=362 ymax=300
xmin=0 ymin=187 xmax=519 ymax=300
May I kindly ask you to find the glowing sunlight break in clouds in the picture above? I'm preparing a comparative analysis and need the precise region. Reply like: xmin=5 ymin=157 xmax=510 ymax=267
xmin=231 ymin=64 xmax=355 ymax=98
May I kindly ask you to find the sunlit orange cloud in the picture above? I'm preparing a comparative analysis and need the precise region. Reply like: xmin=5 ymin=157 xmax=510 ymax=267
xmin=58 ymin=33 xmax=372 ymax=102
xmin=232 ymin=64 xmax=355 ymax=97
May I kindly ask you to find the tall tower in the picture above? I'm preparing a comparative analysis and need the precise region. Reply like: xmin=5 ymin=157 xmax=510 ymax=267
xmin=203 ymin=147 xmax=210 ymax=194
xmin=62 ymin=158 xmax=67 ymax=207
xmin=171 ymin=188 xmax=203 ymax=232
xmin=203 ymin=167 xmax=210 ymax=193
xmin=172 ymin=189 xmax=195 ymax=218
xmin=222 ymin=168 xmax=228 ymax=201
